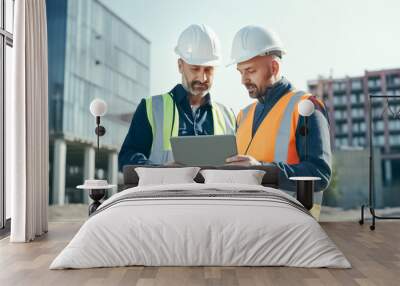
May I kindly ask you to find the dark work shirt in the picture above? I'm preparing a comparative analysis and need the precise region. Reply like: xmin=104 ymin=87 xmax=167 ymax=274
xmin=118 ymin=84 xmax=216 ymax=171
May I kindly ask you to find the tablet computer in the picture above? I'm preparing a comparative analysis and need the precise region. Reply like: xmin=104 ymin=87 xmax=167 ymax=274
xmin=170 ymin=135 xmax=237 ymax=166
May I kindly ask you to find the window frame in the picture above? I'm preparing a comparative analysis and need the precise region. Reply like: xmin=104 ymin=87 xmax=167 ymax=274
xmin=0 ymin=0 xmax=14 ymax=234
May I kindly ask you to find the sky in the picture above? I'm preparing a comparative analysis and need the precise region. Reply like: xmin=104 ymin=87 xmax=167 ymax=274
xmin=101 ymin=0 xmax=400 ymax=112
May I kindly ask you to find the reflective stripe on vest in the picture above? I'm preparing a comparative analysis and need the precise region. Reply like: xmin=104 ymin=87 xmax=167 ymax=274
xmin=146 ymin=93 xmax=235 ymax=164
xmin=146 ymin=93 xmax=178 ymax=164
xmin=274 ymin=91 xmax=305 ymax=162
xmin=236 ymin=90 xmax=309 ymax=164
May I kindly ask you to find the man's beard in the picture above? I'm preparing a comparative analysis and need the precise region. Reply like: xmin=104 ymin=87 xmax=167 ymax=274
xmin=189 ymin=80 xmax=209 ymax=97
xmin=182 ymin=75 xmax=210 ymax=97
xmin=245 ymin=83 xmax=264 ymax=99
xmin=245 ymin=71 xmax=275 ymax=100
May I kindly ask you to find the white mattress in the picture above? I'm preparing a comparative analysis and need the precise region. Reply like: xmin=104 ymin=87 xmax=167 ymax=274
xmin=50 ymin=183 xmax=350 ymax=269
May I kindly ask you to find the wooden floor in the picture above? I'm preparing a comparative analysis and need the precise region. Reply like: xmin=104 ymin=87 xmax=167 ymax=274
xmin=0 ymin=221 xmax=399 ymax=286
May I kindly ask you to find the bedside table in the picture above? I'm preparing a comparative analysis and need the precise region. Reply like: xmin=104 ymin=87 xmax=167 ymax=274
xmin=77 ymin=180 xmax=116 ymax=215
xmin=289 ymin=176 xmax=321 ymax=210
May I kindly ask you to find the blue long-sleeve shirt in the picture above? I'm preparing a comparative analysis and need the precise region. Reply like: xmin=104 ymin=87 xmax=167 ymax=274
xmin=118 ymin=84 xmax=219 ymax=171
xmin=252 ymin=78 xmax=332 ymax=192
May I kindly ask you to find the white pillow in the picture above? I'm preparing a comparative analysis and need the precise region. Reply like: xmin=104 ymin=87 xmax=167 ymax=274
xmin=200 ymin=169 xmax=265 ymax=185
xmin=135 ymin=167 xmax=200 ymax=186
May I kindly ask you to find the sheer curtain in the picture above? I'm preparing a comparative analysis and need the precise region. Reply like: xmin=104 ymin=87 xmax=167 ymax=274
xmin=8 ymin=0 xmax=49 ymax=242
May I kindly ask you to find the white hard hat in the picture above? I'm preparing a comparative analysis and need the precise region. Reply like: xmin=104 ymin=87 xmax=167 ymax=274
xmin=228 ymin=25 xmax=286 ymax=66
xmin=175 ymin=24 xmax=222 ymax=67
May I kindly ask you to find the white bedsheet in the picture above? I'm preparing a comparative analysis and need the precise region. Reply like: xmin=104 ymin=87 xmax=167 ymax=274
xmin=50 ymin=183 xmax=351 ymax=269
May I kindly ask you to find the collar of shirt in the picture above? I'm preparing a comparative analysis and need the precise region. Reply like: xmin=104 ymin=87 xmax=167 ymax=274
xmin=258 ymin=77 xmax=293 ymax=106
xmin=252 ymin=77 xmax=294 ymax=136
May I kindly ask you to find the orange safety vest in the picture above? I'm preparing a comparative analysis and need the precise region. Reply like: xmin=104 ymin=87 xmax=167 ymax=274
xmin=236 ymin=90 xmax=313 ymax=164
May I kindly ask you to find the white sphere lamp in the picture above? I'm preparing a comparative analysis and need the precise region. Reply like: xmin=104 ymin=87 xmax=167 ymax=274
xmin=90 ymin=98 xmax=107 ymax=117
xmin=76 ymin=99 xmax=111 ymax=215
xmin=298 ymin=99 xmax=315 ymax=117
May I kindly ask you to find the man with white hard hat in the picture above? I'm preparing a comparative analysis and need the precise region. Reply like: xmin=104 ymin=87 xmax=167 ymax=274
xmin=226 ymin=25 xmax=332 ymax=194
xmin=119 ymin=24 xmax=235 ymax=169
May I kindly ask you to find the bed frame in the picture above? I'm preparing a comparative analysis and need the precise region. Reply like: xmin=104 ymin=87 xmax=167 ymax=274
xmin=121 ymin=165 xmax=278 ymax=188
xmin=119 ymin=165 xmax=313 ymax=210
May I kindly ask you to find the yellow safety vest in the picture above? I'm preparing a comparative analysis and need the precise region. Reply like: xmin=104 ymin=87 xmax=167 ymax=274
xmin=145 ymin=93 xmax=236 ymax=165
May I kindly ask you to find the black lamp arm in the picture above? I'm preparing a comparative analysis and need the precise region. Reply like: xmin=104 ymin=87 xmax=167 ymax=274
xmin=299 ymin=116 xmax=309 ymax=161
xmin=94 ymin=116 xmax=106 ymax=179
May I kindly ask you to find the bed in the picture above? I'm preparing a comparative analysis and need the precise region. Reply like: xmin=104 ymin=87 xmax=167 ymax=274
xmin=49 ymin=165 xmax=350 ymax=269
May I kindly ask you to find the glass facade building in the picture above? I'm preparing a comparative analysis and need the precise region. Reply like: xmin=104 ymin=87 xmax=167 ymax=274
xmin=47 ymin=0 xmax=150 ymax=205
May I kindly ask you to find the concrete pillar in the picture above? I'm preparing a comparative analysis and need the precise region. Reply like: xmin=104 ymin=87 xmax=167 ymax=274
xmin=384 ymin=159 xmax=392 ymax=184
xmin=83 ymin=146 xmax=95 ymax=204
xmin=52 ymin=139 xmax=67 ymax=205
xmin=108 ymin=151 xmax=118 ymax=195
